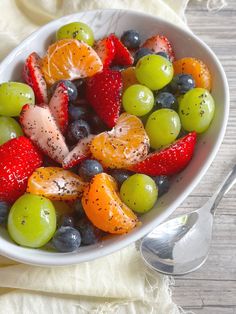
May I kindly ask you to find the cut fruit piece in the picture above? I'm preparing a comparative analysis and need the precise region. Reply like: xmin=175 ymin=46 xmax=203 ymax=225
xmin=62 ymin=135 xmax=94 ymax=169
xmin=0 ymin=82 xmax=35 ymax=117
xmin=94 ymin=36 xmax=115 ymax=67
xmin=20 ymin=104 xmax=69 ymax=164
xmin=129 ymin=132 xmax=197 ymax=176
xmin=0 ymin=136 xmax=42 ymax=203
xmin=56 ymin=22 xmax=94 ymax=46
xmin=173 ymin=57 xmax=211 ymax=91
xmin=82 ymin=173 xmax=138 ymax=234
xmin=0 ymin=116 xmax=23 ymax=145
xmin=23 ymin=52 xmax=48 ymax=104
xmin=90 ymin=113 xmax=149 ymax=168
xmin=86 ymin=69 xmax=122 ymax=128
xmin=41 ymin=39 xmax=103 ymax=85
xmin=110 ymin=34 xmax=134 ymax=66
xmin=142 ymin=35 xmax=175 ymax=62
xmin=8 ymin=194 xmax=56 ymax=248
xmin=48 ymin=81 xmax=69 ymax=134
xmin=121 ymin=67 xmax=138 ymax=91
xmin=27 ymin=167 xmax=87 ymax=201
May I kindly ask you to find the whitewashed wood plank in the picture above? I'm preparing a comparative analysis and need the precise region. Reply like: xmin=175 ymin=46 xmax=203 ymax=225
xmin=172 ymin=0 xmax=236 ymax=312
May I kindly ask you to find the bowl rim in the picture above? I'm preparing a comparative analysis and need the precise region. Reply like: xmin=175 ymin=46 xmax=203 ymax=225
xmin=0 ymin=8 xmax=230 ymax=266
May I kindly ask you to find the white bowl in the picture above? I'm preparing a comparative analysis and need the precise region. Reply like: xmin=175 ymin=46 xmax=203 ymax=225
xmin=0 ymin=9 xmax=229 ymax=266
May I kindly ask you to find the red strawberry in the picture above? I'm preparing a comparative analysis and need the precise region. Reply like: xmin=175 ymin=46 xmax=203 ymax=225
xmin=94 ymin=36 xmax=115 ymax=67
xmin=62 ymin=135 xmax=94 ymax=169
xmin=130 ymin=132 xmax=197 ymax=176
xmin=23 ymin=52 xmax=48 ymax=104
xmin=48 ymin=82 xmax=69 ymax=134
xmin=142 ymin=35 xmax=175 ymax=62
xmin=0 ymin=136 xmax=42 ymax=203
xmin=86 ymin=69 xmax=122 ymax=128
xmin=110 ymin=34 xmax=134 ymax=66
xmin=20 ymin=104 xmax=69 ymax=164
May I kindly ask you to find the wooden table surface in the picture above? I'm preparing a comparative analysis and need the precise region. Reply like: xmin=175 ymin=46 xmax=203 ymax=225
xmin=173 ymin=1 xmax=236 ymax=313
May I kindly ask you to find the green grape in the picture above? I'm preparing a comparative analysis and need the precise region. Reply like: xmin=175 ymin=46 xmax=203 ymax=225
xmin=0 ymin=116 xmax=23 ymax=145
xmin=8 ymin=194 xmax=56 ymax=248
xmin=120 ymin=174 xmax=158 ymax=213
xmin=178 ymin=88 xmax=215 ymax=133
xmin=0 ymin=82 xmax=35 ymax=117
xmin=56 ymin=22 xmax=94 ymax=46
xmin=135 ymin=55 xmax=173 ymax=90
xmin=145 ymin=109 xmax=181 ymax=149
xmin=122 ymin=84 xmax=154 ymax=116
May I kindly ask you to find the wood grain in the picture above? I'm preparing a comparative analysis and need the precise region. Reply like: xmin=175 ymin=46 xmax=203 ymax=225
xmin=172 ymin=1 xmax=236 ymax=313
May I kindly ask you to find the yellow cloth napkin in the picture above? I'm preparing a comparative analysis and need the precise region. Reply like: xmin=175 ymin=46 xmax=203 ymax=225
xmin=0 ymin=1 xmax=190 ymax=313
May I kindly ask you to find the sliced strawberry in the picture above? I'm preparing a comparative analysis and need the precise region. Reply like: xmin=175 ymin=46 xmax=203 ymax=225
xmin=0 ymin=136 xmax=42 ymax=203
xmin=86 ymin=69 xmax=122 ymax=128
xmin=94 ymin=36 xmax=115 ymax=67
xmin=129 ymin=132 xmax=197 ymax=176
xmin=62 ymin=135 xmax=94 ymax=169
xmin=142 ymin=35 xmax=175 ymax=62
xmin=48 ymin=82 xmax=69 ymax=134
xmin=110 ymin=34 xmax=134 ymax=66
xmin=23 ymin=52 xmax=48 ymax=104
xmin=20 ymin=104 xmax=69 ymax=164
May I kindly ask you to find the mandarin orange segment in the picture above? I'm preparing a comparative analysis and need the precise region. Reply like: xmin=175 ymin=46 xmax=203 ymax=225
xmin=90 ymin=113 xmax=149 ymax=168
xmin=173 ymin=57 xmax=212 ymax=90
xmin=82 ymin=173 xmax=138 ymax=234
xmin=41 ymin=39 xmax=103 ymax=85
xmin=121 ymin=67 xmax=138 ymax=91
xmin=27 ymin=167 xmax=87 ymax=201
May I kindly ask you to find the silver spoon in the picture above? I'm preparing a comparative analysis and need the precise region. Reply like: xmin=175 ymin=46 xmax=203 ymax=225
xmin=140 ymin=164 xmax=236 ymax=275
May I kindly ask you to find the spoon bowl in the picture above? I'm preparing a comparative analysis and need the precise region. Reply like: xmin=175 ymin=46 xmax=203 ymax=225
xmin=140 ymin=165 xmax=236 ymax=275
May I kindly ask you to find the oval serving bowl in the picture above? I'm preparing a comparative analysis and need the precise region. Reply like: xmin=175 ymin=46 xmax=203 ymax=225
xmin=0 ymin=9 xmax=229 ymax=266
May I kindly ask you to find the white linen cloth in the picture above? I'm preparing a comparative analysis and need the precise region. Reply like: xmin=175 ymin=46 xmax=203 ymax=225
xmin=0 ymin=1 xmax=192 ymax=313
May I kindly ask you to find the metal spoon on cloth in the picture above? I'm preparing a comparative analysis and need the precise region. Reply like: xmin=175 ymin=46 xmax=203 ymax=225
xmin=140 ymin=164 xmax=236 ymax=276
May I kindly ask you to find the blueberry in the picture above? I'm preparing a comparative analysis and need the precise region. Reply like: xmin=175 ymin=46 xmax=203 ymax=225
xmin=50 ymin=80 xmax=78 ymax=101
xmin=153 ymin=176 xmax=170 ymax=197
xmin=134 ymin=47 xmax=154 ymax=65
xmin=78 ymin=159 xmax=103 ymax=182
xmin=158 ymin=84 xmax=173 ymax=94
xmin=74 ymin=199 xmax=85 ymax=219
xmin=72 ymin=79 xmax=84 ymax=90
xmin=58 ymin=215 xmax=75 ymax=227
xmin=68 ymin=104 xmax=90 ymax=122
xmin=109 ymin=169 xmax=133 ymax=187
xmin=156 ymin=51 xmax=170 ymax=61
xmin=76 ymin=218 xmax=102 ymax=245
xmin=0 ymin=201 xmax=10 ymax=224
xmin=170 ymin=74 xmax=195 ymax=94
xmin=155 ymin=92 xmax=178 ymax=111
xmin=121 ymin=30 xmax=141 ymax=49
xmin=66 ymin=119 xmax=91 ymax=145
xmin=52 ymin=226 xmax=81 ymax=252
xmin=89 ymin=113 xmax=107 ymax=134
xmin=62 ymin=80 xmax=78 ymax=101
xmin=72 ymin=79 xmax=86 ymax=100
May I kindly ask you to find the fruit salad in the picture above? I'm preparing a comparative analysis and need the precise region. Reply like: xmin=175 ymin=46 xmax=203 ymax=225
xmin=0 ymin=22 xmax=215 ymax=253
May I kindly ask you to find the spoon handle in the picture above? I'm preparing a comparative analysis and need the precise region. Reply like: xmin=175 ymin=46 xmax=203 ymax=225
xmin=206 ymin=164 xmax=236 ymax=215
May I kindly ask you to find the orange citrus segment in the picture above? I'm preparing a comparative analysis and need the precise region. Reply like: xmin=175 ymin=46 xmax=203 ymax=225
xmin=90 ymin=113 xmax=149 ymax=168
xmin=82 ymin=173 xmax=138 ymax=234
xmin=121 ymin=67 xmax=138 ymax=91
xmin=173 ymin=57 xmax=211 ymax=91
xmin=27 ymin=167 xmax=87 ymax=201
xmin=41 ymin=39 xmax=103 ymax=85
